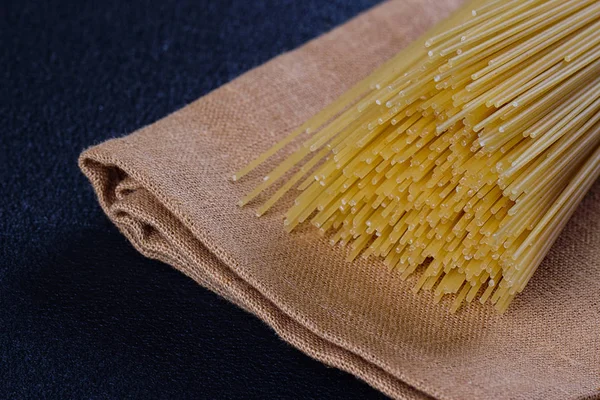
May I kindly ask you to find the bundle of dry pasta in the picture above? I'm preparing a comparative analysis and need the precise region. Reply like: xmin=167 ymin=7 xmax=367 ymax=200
xmin=233 ymin=0 xmax=600 ymax=313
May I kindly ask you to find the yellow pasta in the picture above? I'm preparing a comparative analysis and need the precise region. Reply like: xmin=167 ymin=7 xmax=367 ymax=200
xmin=234 ymin=0 xmax=600 ymax=313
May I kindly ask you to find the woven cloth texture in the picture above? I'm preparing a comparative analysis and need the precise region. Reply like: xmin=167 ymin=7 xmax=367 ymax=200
xmin=80 ymin=1 xmax=600 ymax=399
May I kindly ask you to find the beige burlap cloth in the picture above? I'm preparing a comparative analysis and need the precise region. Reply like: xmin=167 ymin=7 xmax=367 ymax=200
xmin=79 ymin=1 xmax=600 ymax=398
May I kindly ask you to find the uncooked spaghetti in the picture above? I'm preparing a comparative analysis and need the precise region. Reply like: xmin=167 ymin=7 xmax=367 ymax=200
xmin=233 ymin=0 xmax=600 ymax=313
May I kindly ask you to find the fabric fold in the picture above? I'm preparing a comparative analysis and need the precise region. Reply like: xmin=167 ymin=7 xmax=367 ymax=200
xmin=79 ymin=158 xmax=431 ymax=400
xmin=80 ymin=1 xmax=600 ymax=399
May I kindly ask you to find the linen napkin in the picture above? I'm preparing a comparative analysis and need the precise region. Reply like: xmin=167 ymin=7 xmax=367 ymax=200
xmin=79 ymin=1 xmax=600 ymax=398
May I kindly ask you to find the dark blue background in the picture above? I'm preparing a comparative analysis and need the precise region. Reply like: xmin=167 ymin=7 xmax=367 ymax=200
xmin=1 ymin=0 xmax=389 ymax=398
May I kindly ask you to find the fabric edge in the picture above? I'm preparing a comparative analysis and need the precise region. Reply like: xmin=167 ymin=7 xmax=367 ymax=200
xmin=78 ymin=151 xmax=435 ymax=400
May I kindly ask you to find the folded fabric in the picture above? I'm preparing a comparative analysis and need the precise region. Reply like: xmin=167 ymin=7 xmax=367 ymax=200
xmin=79 ymin=1 xmax=600 ymax=398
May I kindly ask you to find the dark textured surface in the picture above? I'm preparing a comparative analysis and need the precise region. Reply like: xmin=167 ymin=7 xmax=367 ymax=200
xmin=0 ymin=0 xmax=389 ymax=398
